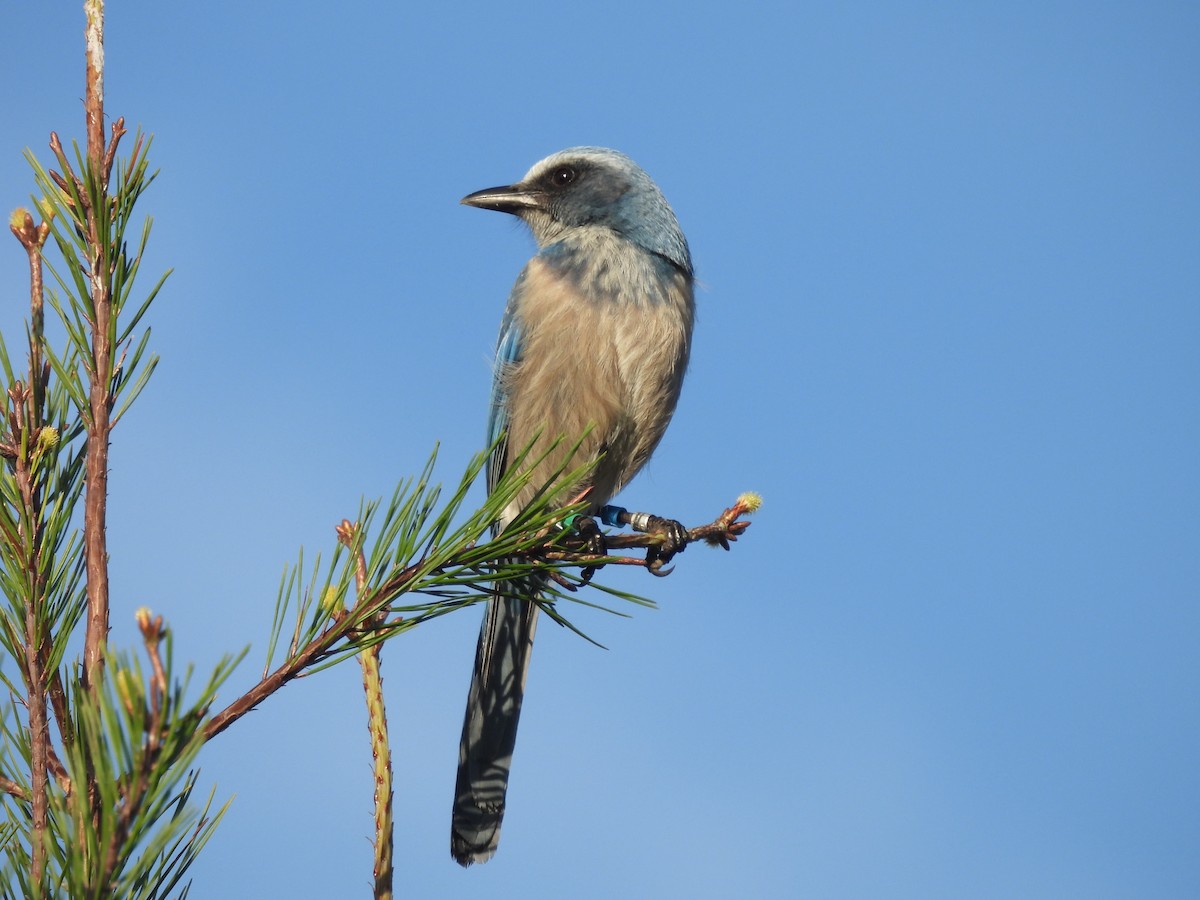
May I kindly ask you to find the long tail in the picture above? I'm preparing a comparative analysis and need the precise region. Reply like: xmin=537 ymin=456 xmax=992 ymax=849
xmin=451 ymin=589 xmax=540 ymax=866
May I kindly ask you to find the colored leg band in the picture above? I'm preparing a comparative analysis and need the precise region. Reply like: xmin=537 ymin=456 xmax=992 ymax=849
xmin=599 ymin=505 xmax=627 ymax=527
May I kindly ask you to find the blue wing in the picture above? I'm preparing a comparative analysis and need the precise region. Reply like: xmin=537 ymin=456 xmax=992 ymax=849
xmin=486 ymin=268 xmax=527 ymax=496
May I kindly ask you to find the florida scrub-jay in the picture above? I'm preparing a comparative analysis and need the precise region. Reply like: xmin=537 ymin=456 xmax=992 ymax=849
xmin=452 ymin=147 xmax=695 ymax=865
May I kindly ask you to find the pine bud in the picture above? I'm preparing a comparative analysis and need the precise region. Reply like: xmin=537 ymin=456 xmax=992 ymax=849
xmin=736 ymin=491 xmax=763 ymax=513
xmin=36 ymin=427 xmax=59 ymax=452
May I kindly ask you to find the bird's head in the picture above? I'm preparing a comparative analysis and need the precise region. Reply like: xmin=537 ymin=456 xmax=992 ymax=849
xmin=462 ymin=147 xmax=691 ymax=274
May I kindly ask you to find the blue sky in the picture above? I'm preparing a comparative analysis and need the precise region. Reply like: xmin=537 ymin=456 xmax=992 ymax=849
xmin=3 ymin=2 xmax=1198 ymax=897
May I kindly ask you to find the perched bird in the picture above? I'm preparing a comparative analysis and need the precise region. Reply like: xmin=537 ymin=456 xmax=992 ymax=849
xmin=452 ymin=147 xmax=695 ymax=866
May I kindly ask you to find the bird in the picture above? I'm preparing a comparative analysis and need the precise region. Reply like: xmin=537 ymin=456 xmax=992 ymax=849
xmin=451 ymin=147 xmax=696 ymax=866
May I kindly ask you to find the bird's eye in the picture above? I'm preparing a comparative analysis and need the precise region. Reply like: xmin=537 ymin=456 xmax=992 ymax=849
xmin=549 ymin=166 xmax=577 ymax=188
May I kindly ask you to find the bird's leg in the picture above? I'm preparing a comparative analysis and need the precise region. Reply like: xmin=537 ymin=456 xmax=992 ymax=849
xmin=599 ymin=505 xmax=689 ymax=575
xmin=561 ymin=514 xmax=608 ymax=583
xmin=570 ymin=515 xmax=607 ymax=555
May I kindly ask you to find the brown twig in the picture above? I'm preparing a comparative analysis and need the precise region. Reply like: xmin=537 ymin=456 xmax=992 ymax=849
xmin=20 ymin=614 xmax=49 ymax=892
xmin=79 ymin=5 xmax=121 ymax=692
xmin=48 ymin=668 xmax=74 ymax=751
xmin=337 ymin=521 xmax=394 ymax=900
xmin=336 ymin=520 xmax=369 ymax=593
xmin=103 ymin=119 xmax=129 ymax=187
xmin=45 ymin=746 xmax=72 ymax=795
xmin=92 ymin=610 xmax=167 ymax=887
xmin=205 ymin=613 xmax=371 ymax=741
xmin=137 ymin=609 xmax=168 ymax=732
xmin=8 ymin=211 xmax=50 ymax=413
xmin=84 ymin=1 xmax=105 ymax=167
xmin=0 ymin=774 xmax=29 ymax=802
xmin=10 ymin=208 xmax=54 ymax=894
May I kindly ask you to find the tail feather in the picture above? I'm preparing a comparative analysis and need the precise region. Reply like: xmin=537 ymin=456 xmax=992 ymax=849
xmin=451 ymin=588 xmax=540 ymax=866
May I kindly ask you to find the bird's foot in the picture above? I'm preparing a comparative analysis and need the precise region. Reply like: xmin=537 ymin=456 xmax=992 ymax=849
xmin=601 ymin=506 xmax=689 ymax=576
xmin=562 ymin=514 xmax=608 ymax=583
xmin=639 ymin=514 xmax=689 ymax=576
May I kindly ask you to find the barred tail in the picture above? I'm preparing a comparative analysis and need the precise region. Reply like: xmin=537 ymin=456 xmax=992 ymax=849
xmin=451 ymin=588 xmax=540 ymax=865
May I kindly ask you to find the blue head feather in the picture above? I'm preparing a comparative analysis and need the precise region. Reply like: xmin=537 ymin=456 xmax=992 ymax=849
xmin=465 ymin=147 xmax=692 ymax=276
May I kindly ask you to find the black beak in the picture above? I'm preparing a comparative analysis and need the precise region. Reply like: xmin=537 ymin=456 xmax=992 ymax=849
xmin=460 ymin=183 xmax=542 ymax=215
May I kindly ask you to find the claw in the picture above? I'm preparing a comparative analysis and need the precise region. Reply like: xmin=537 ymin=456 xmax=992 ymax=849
xmin=548 ymin=570 xmax=579 ymax=591
xmin=648 ymin=560 xmax=676 ymax=577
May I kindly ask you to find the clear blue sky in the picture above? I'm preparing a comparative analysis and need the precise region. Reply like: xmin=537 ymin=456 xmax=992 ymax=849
xmin=3 ymin=3 xmax=1198 ymax=898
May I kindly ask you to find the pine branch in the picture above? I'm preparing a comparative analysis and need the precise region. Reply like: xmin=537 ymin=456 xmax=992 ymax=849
xmin=204 ymin=489 xmax=758 ymax=741
xmin=49 ymin=628 xmax=240 ymax=896
xmin=7 ymin=207 xmax=55 ymax=894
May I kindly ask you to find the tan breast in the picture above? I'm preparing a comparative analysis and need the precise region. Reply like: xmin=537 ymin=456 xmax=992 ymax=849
xmin=499 ymin=254 xmax=693 ymax=522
